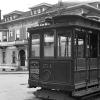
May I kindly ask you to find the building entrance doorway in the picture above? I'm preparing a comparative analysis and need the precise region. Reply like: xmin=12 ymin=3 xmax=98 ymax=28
xmin=19 ymin=50 xmax=25 ymax=66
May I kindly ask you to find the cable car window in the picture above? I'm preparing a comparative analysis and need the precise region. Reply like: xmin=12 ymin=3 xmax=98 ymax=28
xmin=89 ymin=33 xmax=98 ymax=58
xmin=58 ymin=34 xmax=71 ymax=57
xmin=78 ymin=39 xmax=84 ymax=58
xmin=74 ymin=35 xmax=85 ymax=58
xmin=74 ymin=28 xmax=85 ymax=58
xmin=31 ymin=34 xmax=40 ymax=57
xmin=44 ymin=33 xmax=54 ymax=57
xmin=74 ymin=30 xmax=98 ymax=58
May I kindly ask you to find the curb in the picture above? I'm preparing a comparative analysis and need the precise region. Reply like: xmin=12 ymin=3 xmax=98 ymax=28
xmin=0 ymin=71 xmax=29 ymax=74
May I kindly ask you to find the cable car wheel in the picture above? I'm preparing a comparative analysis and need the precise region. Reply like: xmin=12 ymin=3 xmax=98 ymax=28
xmin=41 ymin=69 xmax=51 ymax=81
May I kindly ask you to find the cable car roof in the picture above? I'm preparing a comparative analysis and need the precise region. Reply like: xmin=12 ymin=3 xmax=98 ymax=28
xmin=28 ymin=15 xmax=100 ymax=33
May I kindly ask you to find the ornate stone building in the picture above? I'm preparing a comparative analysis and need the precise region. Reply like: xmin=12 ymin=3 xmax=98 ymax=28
xmin=0 ymin=1 xmax=100 ymax=71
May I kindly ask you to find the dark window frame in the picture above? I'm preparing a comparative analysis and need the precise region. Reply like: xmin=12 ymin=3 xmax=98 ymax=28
xmin=12 ymin=51 xmax=16 ymax=64
xmin=2 ymin=51 xmax=6 ymax=63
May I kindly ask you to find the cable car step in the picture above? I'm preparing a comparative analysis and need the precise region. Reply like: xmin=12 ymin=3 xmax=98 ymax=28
xmin=72 ymin=86 xmax=100 ymax=97
xmin=34 ymin=89 xmax=75 ymax=100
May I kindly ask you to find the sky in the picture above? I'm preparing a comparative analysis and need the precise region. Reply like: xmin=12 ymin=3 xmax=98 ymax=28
xmin=0 ymin=0 xmax=99 ymax=18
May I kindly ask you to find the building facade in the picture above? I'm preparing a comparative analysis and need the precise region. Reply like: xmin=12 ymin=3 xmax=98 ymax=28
xmin=0 ymin=1 xmax=100 ymax=71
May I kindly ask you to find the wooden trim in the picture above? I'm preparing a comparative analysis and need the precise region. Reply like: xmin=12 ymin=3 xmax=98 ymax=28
xmin=53 ymin=29 xmax=57 ymax=58
xmin=71 ymin=27 xmax=75 ymax=85
xmin=40 ymin=33 xmax=43 ymax=58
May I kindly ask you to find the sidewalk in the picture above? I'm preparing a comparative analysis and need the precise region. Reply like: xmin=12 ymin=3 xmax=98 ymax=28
xmin=0 ymin=71 xmax=29 ymax=74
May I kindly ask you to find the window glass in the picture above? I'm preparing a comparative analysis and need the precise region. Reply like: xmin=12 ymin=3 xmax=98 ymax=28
xmin=74 ymin=31 xmax=98 ymax=58
xmin=3 ymin=51 xmax=6 ymax=63
xmin=58 ymin=33 xmax=71 ymax=57
xmin=13 ymin=15 xmax=16 ymax=19
xmin=38 ymin=9 xmax=41 ymax=13
xmin=0 ymin=32 xmax=2 ymax=42
xmin=9 ymin=29 xmax=15 ymax=38
xmin=44 ymin=33 xmax=54 ymax=57
xmin=89 ymin=33 xmax=97 ymax=58
xmin=74 ymin=33 xmax=85 ymax=58
xmin=34 ymin=10 xmax=37 ymax=15
xmin=12 ymin=51 xmax=16 ymax=63
xmin=10 ymin=16 xmax=12 ymax=20
xmin=42 ymin=8 xmax=45 ymax=12
xmin=2 ymin=31 xmax=7 ymax=41
xmin=16 ymin=29 xmax=20 ymax=40
xmin=7 ymin=17 xmax=9 ymax=21
xmin=31 ymin=34 xmax=40 ymax=57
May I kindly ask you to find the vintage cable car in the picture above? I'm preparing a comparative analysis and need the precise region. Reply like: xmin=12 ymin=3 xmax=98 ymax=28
xmin=28 ymin=15 xmax=100 ymax=98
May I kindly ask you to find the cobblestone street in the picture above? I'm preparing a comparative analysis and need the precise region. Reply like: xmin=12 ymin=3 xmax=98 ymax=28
xmin=0 ymin=73 xmax=40 ymax=100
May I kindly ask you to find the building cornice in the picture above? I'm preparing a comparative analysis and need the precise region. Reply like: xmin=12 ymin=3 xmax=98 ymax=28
xmin=3 ymin=10 xmax=24 ymax=17
xmin=29 ymin=3 xmax=52 ymax=9
xmin=0 ymin=13 xmax=46 ymax=25
xmin=1 ymin=3 xmax=100 ymax=25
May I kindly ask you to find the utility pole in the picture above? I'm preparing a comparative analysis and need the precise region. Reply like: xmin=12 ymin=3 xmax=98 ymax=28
xmin=58 ymin=0 xmax=63 ymax=7
xmin=58 ymin=0 xmax=63 ymax=15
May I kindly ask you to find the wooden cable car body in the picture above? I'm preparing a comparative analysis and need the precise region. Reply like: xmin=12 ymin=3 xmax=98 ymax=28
xmin=28 ymin=15 xmax=100 ymax=97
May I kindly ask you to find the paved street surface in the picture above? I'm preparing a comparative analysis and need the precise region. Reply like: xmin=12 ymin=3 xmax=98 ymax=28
xmin=0 ymin=73 xmax=100 ymax=100
xmin=0 ymin=74 xmax=41 ymax=100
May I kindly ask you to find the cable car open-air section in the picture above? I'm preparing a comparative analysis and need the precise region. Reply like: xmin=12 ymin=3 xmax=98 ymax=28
xmin=27 ymin=15 xmax=100 ymax=100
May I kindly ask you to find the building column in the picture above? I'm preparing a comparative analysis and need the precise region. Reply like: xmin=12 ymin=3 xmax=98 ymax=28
xmin=16 ymin=48 xmax=20 ymax=70
xmin=25 ymin=46 xmax=28 ymax=69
